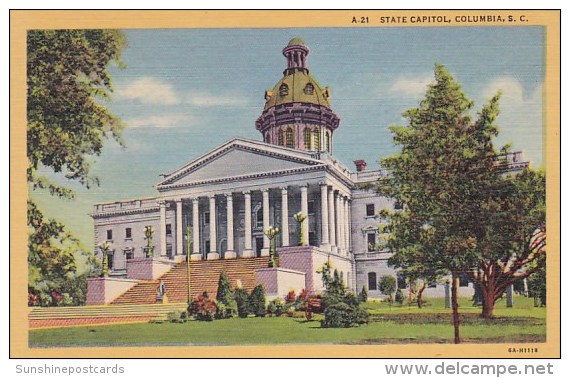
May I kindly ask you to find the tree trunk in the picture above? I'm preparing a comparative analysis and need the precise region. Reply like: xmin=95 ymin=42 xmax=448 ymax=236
xmin=417 ymin=281 xmax=427 ymax=308
xmin=482 ymin=289 xmax=496 ymax=319
xmin=451 ymin=271 xmax=461 ymax=344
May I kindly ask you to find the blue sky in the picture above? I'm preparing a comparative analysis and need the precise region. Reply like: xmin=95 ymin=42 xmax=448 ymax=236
xmin=31 ymin=27 xmax=545 ymax=248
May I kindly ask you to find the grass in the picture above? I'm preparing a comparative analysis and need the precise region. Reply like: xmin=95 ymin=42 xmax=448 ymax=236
xmin=29 ymin=296 xmax=546 ymax=347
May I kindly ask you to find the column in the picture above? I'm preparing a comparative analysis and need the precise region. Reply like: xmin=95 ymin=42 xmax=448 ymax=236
xmin=300 ymin=184 xmax=309 ymax=246
xmin=225 ymin=193 xmax=236 ymax=259
xmin=344 ymin=197 xmax=350 ymax=254
xmin=261 ymin=189 xmax=270 ymax=256
xmin=281 ymin=187 xmax=290 ymax=247
xmin=191 ymin=198 xmax=201 ymax=260
xmin=335 ymin=192 xmax=342 ymax=253
xmin=159 ymin=200 xmax=167 ymax=257
xmin=175 ymin=199 xmax=183 ymax=258
xmin=207 ymin=195 xmax=219 ymax=260
xmin=242 ymin=191 xmax=254 ymax=257
xmin=320 ymin=183 xmax=329 ymax=249
xmin=328 ymin=187 xmax=336 ymax=252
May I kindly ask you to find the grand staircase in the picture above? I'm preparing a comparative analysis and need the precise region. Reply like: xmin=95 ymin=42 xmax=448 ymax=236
xmin=111 ymin=257 xmax=272 ymax=305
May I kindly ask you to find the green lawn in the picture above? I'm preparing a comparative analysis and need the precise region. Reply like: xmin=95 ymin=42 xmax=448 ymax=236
xmin=29 ymin=296 xmax=546 ymax=347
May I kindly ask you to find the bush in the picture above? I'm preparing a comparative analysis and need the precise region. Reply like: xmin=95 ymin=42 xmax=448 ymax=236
xmin=189 ymin=291 xmax=217 ymax=321
xmin=395 ymin=289 xmax=404 ymax=305
xmin=166 ymin=311 xmax=187 ymax=323
xmin=321 ymin=302 xmax=369 ymax=328
xmin=216 ymin=271 xmax=237 ymax=318
xmin=234 ymin=288 xmax=250 ymax=318
xmin=249 ymin=285 xmax=266 ymax=317
xmin=267 ymin=298 xmax=286 ymax=316
xmin=359 ymin=286 xmax=368 ymax=303
xmin=285 ymin=290 xmax=296 ymax=304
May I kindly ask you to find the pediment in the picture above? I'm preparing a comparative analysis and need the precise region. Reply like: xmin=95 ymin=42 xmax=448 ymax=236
xmin=157 ymin=139 xmax=323 ymax=189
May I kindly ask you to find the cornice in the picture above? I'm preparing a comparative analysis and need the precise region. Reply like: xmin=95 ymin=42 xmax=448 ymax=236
xmin=92 ymin=206 xmax=160 ymax=219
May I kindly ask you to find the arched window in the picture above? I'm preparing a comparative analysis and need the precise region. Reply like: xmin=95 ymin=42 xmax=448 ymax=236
xmin=303 ymin=127 xmax=311 ymax=150
xmin=278 ymin=129 xmax=284 ymax=146
xmin=279 ymin=84 xmax=289 ymax=96
xmin=304 ymin=83 xmax=315 ymax=95
xmin=286 ymin=127 xmax=295 ymax=148
xmin=368 ymin=272 xmax=377 ymax=291
xmin=325 ymin=131 xmax=331 ymax=152
xmin=313 ymin=128 xmax=321 ymax=151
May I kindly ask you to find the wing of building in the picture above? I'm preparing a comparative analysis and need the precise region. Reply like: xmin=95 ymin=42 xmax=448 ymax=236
xmin=88 ymin=38 xmax=529 ymax=305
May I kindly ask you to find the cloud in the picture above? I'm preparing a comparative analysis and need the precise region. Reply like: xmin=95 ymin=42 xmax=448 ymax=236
xmin=116 ymin=77 xmax=181 ymax=105
xmin=480 ymin=77 xmax=543 ymax=167
xmin=187 ymin=93 xmax=249 ymax=107
xmin=389 ymin=74 xmax=434 ymax=96
xmin=125 ymin=114 xmax=192 ymax=129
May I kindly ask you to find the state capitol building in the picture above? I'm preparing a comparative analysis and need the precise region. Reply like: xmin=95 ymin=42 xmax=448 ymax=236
xmin=88 ymin=38 xmax=528 ymax=304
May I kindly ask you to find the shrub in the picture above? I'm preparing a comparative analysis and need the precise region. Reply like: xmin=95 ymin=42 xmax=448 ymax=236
xmin=249 ymin=285 xmax=266 ymax=317
xmin=267 ymin=298 xmax=286 ymax=316
xmin=359 ymin=286 xmax=368 ymax=303
xmin=395 ymin=289 xmax=404 ymax=305
xmin=379 ymin=275 xmax=397 ymax=305
xmin=321 ymin=302 xmax=369 ymax=328
xmin=234 ymin=288 xmax=250 ymax=318
xmin=285 ymin=290 xmax=296 ymax=304
xmin=216 ymin=271 xmax=237 ymax=318
xmin=189 ymin=291 xmax=217 ymax=321
xmin=167 ymin=311 xmax=187 ymax=323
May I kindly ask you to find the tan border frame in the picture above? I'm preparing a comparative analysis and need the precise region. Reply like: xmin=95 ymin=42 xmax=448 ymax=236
xmin=10 ymin=10 xmax=561 ymax=358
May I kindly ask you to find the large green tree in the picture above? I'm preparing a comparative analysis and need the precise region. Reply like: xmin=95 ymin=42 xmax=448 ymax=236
xmin=377 ymin=64 xmax=508 ymax=343
xmin=27 ymin=29 xmax=126 ymax=305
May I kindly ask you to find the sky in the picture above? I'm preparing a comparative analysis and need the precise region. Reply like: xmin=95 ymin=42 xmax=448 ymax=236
xmin=31 ymin=27 xmax=546 ymax=248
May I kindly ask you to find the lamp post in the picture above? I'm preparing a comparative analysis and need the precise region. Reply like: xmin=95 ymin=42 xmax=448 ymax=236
xmin=264 ymin=226 xmax=281 ymax=268
xmin=293 ymin=212 xmax=307 ymax=246
xmin=186 ymin=225 xmax=192 ymax=302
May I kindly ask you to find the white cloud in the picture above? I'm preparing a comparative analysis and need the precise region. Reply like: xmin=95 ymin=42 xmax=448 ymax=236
xmin=125 ymin=114 xmax=191 ymax=129
xmin=187 ymin=93 xmax=248 ymax=107
xmin=480 ymin=77 xmax=543 ymax=167
xmin=116 ymin=77 xmax=181 ymax=105
xmin=389 ymin=74 xmax=434 ymax=96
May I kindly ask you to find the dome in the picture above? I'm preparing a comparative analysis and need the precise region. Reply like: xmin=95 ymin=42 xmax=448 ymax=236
xmin=263 ymin=70 xmax=331 ymax=110
xmin=287 ymin=37 xmax=306 ymax=47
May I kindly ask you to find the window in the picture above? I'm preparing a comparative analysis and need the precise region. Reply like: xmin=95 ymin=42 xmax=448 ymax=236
xmin=397 ymin=273 xmax=406 ymax=289
xmin=303 ymin=127 xmax=311 ymax=150
xmin=107 ymin=253 xmax=114 ymax=270
xmin=307 ymin=201 xmax=315 ymax=215
xmin=366 ymin=204 xmax=375 ymax=217
xmin=106 ymin=229 xmax=112 ymax=240
xmin=125 ymin=228 xmax=132 ymax=239
xmin=394 ymin=200 xmax=404 ymax=210
xmin=368 ymin=272 xmax=377 ymax=291
xmin=367 ymin=233 xmax=376 ymax=252
xmin=279 ymin=83 xmax=289 ymax=96
xmin=125 ymin=250 xmax=133 ymax=260
xmin=166 ymin=224 xmax=172 ymax=236
xmin=286 ymin=127 xmax=294 ymax=148
xmin=459 ymin=273 xmax=470 ymax=287
xmin=278 ymin=129 xmax=284 ymax=146
xmin=205 ymin=240 xmax=211 ymax=254
xmin=204 ymin=212 xmax=210 ymax=225
xmin=325 ymin=132 xmax=331 ymax=152
xmin=256 ymin=207 xmax=264 ymax=228
xmin=309 ymin=231 xmax=317 ymax=246
xmin=304 ymin=83 xmax=314 ymax=95
xmin=313 ymin=128 xmax=320 ymax=150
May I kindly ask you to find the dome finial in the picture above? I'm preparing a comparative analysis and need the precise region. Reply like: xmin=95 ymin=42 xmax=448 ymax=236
xmin=282 ymin=37 xmax=309 ymax=74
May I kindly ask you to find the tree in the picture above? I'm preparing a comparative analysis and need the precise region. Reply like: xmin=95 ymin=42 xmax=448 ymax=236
xmin=216 ymin=270 xmax=237 ymax=318
xmin=379 ymin=275 xmax=397 ymax=308
xmin=27 ymin=30 xmax=126 ymax=304
xmin=381 ymin=209 xmax=447 ymax=308
xmin=249 ymin=285 xmax=267 ymax=317
xmin=527 ymin=263 xmax=546 ymax=307
xmin=377 ymin=64 xmax=506 ymax=343
xmin=468 ymin=168 xmax=546 ymax=318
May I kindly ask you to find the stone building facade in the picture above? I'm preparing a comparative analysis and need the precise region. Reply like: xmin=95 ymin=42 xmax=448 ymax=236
xmin=91 ymin=38 xmax=528 ymax=301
